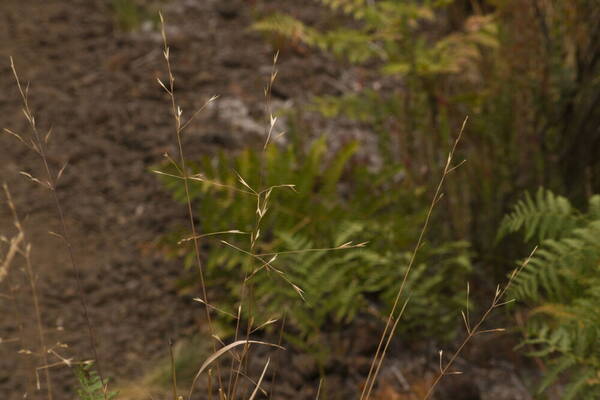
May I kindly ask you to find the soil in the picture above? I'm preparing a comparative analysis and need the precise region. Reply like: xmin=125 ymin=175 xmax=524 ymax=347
xmin=0 ymin=1 xmax=535 ymax=399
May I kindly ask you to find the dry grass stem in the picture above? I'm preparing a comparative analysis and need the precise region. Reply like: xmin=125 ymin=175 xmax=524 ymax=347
xmin=361 ymin=116 xmax=468 ymax=400
xmin=315 ymin=378 xmax=324 ymax=400
xmin=158 ymin=12 xmax=223 ymax=396
xmin=3 ymin=184 xmax=53 ymax=400
xmin=0 ymin=217 xmax=23 ymax=284
xmin=422 ymin=246 xmax=537 ymax=399
xmin=187 ymin=340 xmax=283 ymax=399
xmin=247 ymin=358 xmax=270 ymax=400
xmin=6 ymin=58 xmax=107 ymax=398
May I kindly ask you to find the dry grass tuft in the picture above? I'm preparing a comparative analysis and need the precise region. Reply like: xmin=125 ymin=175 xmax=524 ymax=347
xmin=5 ymin=58 xmax=107 ymax=399
xmin=3 ymin=184 xmax=53 ymax=399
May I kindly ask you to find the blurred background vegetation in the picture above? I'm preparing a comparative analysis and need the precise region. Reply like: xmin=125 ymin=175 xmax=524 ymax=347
xmin=3 ymin=0 xmax=597 ymax=398
xmin=157 ymin=0 xmax=599 ymax=397
xmin=252 ymin=0 xmax=600 ymax=261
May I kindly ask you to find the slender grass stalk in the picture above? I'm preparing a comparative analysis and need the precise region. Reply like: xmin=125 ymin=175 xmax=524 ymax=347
xmin=157 ymin=12 xmax=223 ymax=397
xmin=188 ymin=340 xmax=283 ymax=399
xmin=423 ymin=246 xmax=537 ymax=399
xmin=6 ymin=58 xmax=106 ymax=399
xmin=226 ymin=50 xmax=280 ymax=400
xmin=0 ymin=209 xmax=23 ymax=284
xmin=248 ymin=357 xmax=270 ymax=400
xmin=315 ymin=378 xmax=323 ymax=400
xmin=363 ymin=298 xmax=410 ymax=400
xmin=360 ymin=117 xmax=468 ymax=400
xmin=4 ymin=184 xmax=53 ymax=400
xmin=2 ymin=227 xmax=26 ymax=356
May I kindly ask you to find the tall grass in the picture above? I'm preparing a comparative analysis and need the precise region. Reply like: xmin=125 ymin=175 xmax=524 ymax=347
xmin=3 ymin=12 xmax=539 ymax=400
xmin=5 ymin=58 xmax=108 ymax=399
xmin=153 ymin=14 xmax=530 ymax=399
xmin=156 ymin=10 xmax=224 ymax=397
xmin=2 ymin=185 xmax=52 ymax=399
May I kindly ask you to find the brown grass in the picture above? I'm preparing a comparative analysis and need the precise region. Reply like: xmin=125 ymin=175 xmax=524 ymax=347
xmin=3 ymin=12 xmax=537 ymax=400
xmin=6 ymin=58 xmax=108 ymax=399
xmin=3 ymin=184 xmax=53 ymax=399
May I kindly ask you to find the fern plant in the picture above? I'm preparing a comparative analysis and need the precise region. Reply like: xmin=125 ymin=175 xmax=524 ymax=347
xmin=159 ymin=139 xmax=471 ymax=352
xmin=497 ymin=188 xmax=583 ymax=242
xmin=499 ymin=189 xmax=600 ymax=399
xmin=253 ymin=2 xmax=499 ymax=164
xmin=75 ymin=363 xmax=118 ymax=400
xmin=254 ymin=225 xmax=471 ymax=343
xmin=253 ymin=0 xmax=600 ymax=267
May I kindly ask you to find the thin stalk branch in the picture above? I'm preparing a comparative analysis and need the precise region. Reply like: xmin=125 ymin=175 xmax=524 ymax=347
xmin=7 ymin=58 xmax=105 ymax=399
xmin=158 ymin=13 xmax=223 ymax=396
xmin=422 ymin=247 xmax=537 ymax=399
xmin=361 ymin=117 xmax=468 ymax=400
xmin=4 ymin=184 xmax=53 ymax=400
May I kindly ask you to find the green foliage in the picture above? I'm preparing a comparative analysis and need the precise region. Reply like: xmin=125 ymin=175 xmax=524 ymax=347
xmin=381 ymin=240 xmax=472 ymax=336
xmin=255 ymin=224 xmax=385 ymax=338
xmin=75 ymin=363 xmax=118 ymax=400
xmin=254 ymin=3 xmax=496 ymax=76
xmin=497 ymin=188 xmax=582 ymax=242
xmin=159 ymin=140 xmax=471 ymax=349
xmin=253 ymin=0 xmax=600 ymax=266
xmin=501 ymin=190 xmax=600 ymax=398
xmin=253 ymin=2 xmax=497 ymax=108
xmin=251 ymin=0 xmax=503 ymax=250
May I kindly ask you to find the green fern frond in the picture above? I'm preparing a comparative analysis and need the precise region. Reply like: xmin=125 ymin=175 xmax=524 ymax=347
xmin=563 ymin=368 xmax=600 ymax=400
xmin=505 ymin=189 xmax=600 ymax=396
xmin=160 ymin=139 xmax=470 ymax=358
xmin=75 ymin=363 xmax=118 ymax=400
xmin=498 ymin=187 xmax=581 ymax=242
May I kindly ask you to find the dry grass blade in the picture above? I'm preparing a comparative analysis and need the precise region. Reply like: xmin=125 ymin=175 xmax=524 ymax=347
xmin=178 ymin=230 xmax=247 ymax=245
xmin=19 ymin=171 xmax=50 ymax=189
xmin=189 ymin=174 xmax=256 ymax=195
xmin=315 ymin=378 xmax=323 ymax=400
xmin=248 ymin=358 xmax=270 ymax=400
xmin=188 ymin=340 xmax=283 ymax=399
xmin=0 ymin=223 xmax=23 ymax=284
xmin=3 ymin=184 xmax=53 ymax=400
xmin=179 ymin=94 xmax=219 ymax=133
xmin=250 ymin=318 xmax=278 ymax=334
xmin=235 ymin=171 xmax=257 ymax=194
xmin=257 ymin=184 xmax=296 ymax=195
xmin=151 ymin=169 xmax=184 ymax=180
xmin=3 ymin=128 xmax=30 ymax=148
xmin=255 ymin=241 xmax=368 ymax=258
xmin=193 ymin=298 xmax=238 ymax=319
